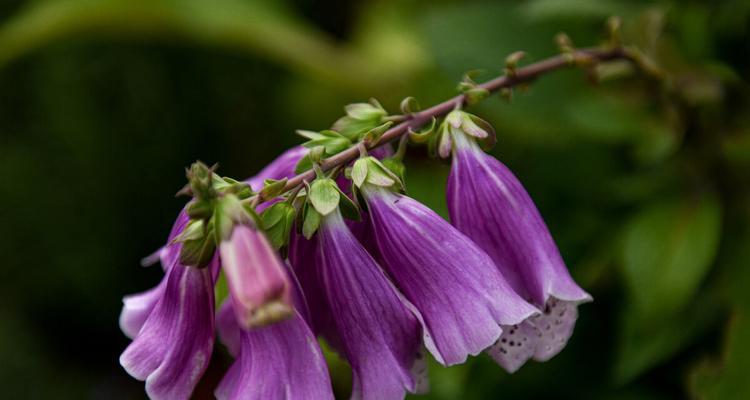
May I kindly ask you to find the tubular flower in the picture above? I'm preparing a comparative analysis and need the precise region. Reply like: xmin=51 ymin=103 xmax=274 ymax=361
xmin=312 ymin=208 xmax=425 ymax=399
xmin=119 ymin=209 xmax=189 ymax=339
xmin=361 ymin=184 xmax=538 ymax=366
xmin=219 ymin=223 xmax=294 ymax=329
xmin=215 ymin=305 xmax=334 ymax=400
xmin=215 ymin=268 xmax=335 ymax=400
xmin=119 ymin=257 xmax=217 ymax=400
xmin=447 ymin=125 xmax=592 ymax=372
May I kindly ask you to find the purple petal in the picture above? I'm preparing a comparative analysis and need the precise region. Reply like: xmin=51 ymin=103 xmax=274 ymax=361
xmin=447 ymin=132 xmax=591 ymax=371
xmin=315 ymin=210 xmax=423 ymax=399
xmin=488 ymin=298 xmax=580 ymax=372
xmin=216 ymin=300 xmax=241 ymax=357
xmin=119 ymin=263 xmax=215 ymax=400
xmin=447 ymin=133 xmax=591 ymax=306
xmin=159 ymin=209 xmax=190 ymax=270
xmin=215 ymin=309 xmax=334 ymax=400
xmin=219 ymin=225 xmax=293 ymax=329
xmin=362 ymin=186 xmax=538 ymax=366
xmin=245 ymin=146 xmax=308 ymax=191
xmin=119 ymin=279 xmax=166 ymax=339
xmin=288 ymin=232 xmax=344 ymax=351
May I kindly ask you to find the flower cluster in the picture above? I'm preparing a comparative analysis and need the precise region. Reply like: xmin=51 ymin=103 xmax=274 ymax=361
xmin=120 ymin=102 xmax=591 ymax=399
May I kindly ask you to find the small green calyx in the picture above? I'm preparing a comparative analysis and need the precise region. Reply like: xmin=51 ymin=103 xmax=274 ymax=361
xmin=332 ymin=98 xmax=388 ymax=141
xmin=261 ymin=202 xmax=296 ymax=250
xmin=176 ymin=219 xmax=216 ymax=268
xmin=438 ymin=111 xmax=497 ymax=155
xmin=260 ymin=178 xmax=288 ymax=199
xmin=308 ymin=178 xmax=340 ymax=216
xmin=186 ymin=161 xmax=217 ymax=200
xmin=350 ymin=156 xmax=404 ymax=192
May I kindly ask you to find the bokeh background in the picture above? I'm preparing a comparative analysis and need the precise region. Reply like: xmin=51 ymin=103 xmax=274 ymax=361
xmin=1 ymin=0 xmax=749 ymax=398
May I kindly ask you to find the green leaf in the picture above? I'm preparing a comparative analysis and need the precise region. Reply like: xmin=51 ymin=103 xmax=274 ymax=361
xmin=308 ymin=179 xmax=340 ymax=216
xmin=620 ymin=194 xmax=722 ymax=320
xmin=614 ymin=194 xmax=723 ymax=382
xmin=615 ymin=291 xmax=722 ymax=384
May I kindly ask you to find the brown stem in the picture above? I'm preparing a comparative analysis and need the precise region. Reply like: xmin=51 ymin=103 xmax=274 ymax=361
xmin=261 ymin=47 xmax=631 ymax=201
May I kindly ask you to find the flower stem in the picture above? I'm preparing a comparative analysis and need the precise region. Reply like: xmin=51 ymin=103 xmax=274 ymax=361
xmin=260 ymin=46 xmax=633 ymax=202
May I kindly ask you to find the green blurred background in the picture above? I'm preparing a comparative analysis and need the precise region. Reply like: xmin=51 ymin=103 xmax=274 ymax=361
xmin=1 ymin=0 xmax=749 ymax=398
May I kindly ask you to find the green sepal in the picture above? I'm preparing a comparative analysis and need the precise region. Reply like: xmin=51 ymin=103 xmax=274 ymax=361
xmin=187 ymin=161 xmax=216 ymax=200
xmin=309 ymin=178 xmax=340 ymax=216
xmin=220 ymin=177 xmax=253 ymax=199
xmin=334 ymin=185 xmax=360 ymax=221
xmin=381 ymin=158 xmax=406 ymax=185
xmin=408 ymin=117 xmax=437 ymax=144
xmin=400 ymin=96 xmax=420 ymax=115
xmin=352 ymin=156 xmax=404 ymax=192
xmin=344 ymin=101 xmax=386 ymax=121
xmin=302 ymin=206 xmax=321 ymax=239
xmin=261 ymin=202 xmax=296 ymax=250
xmin=213 ymin=194 xmax=248 ymax=243
xmin=297 ymin=130 xmax=351 ymax=156
xmin=260 ymin=178 xmax=288 ymax=199
xmin=178 ymin=219 xmax=216 ymax=268
xmin=360 ymin=121 xmax=393 ymax=146
xmin=186 ymin=199 xmax=213 ymax=220
xmin=464 ymin=87 xmax=489 ymax=106
xmin=351 ymin=158 xmax=369 ymax=188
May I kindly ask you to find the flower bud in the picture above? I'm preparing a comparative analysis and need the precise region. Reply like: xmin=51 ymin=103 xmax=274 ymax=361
xmin=219 ymin=224 xmax=293 ymax=329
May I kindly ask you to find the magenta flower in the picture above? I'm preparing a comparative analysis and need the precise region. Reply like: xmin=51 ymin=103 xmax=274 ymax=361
xmin=360 ymin=184 xmax=538 ymax=366
xmin=291 ymin=208 xmax=426 ymax=399
xmin=119 ymin=209 xmax=189 ymax=339
xmin=219 ymin=224 xmax=293 ymax=328
xmin=215 ymin=300 xmax=334 ymax=400
xmin=119 ymin=255 xmax=217 ymax=400
xmin=447 ymin=127 xmax=591 ymax=372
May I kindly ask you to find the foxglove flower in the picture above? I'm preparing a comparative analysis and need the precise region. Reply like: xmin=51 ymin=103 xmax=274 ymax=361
xmin=215 ymin=264 xmax=334 ymax=400
xmin=215 ymin=301 xmax=334 ymax=400
xmin=360 ymin=183 xmax=538 ymax=366
xmin=447 ymin=122 xmax=592 ymax=372
xmin=296 ymin=208 xmax=425 ymax=399
xmin=219 ymin=221 xmax=294 ymax=329
xmin=119 ymin=256 xmax=217 ymax=400
xmin=119 ymin=209 xmax=189 ymax=339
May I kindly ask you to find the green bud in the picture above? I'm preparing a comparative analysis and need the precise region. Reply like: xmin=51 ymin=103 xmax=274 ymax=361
xmin=345 ymin=102 xmax=387 ymax=120
xmin=178 ymin=220 xmax=216 ymax=268
xmin=186 ymin=199 xmax=213 ymax=220
xmin=186 ymin=161 xmax=217 ymax=200
xmin=361 ymin=121 xmax=393 ymax=146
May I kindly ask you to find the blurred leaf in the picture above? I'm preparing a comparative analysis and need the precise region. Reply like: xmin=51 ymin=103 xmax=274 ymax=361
xmin=420 ymin=2 xmax=666 ymax=146
xmin=615 ymin=193 xmax=723 ymax=382
xmin=689 ymin=227 xmax=750 ymax=399
xmin=0 ymin=0 xmax=406 ymax=93
xmin=615 ymin=289 xmax=722 ymax=384
xmin=620 ymin=194 xmax=721 ymax=319
xmin=520 ymin=0 xmax=640 ymax=22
